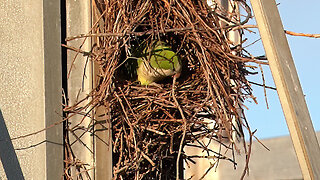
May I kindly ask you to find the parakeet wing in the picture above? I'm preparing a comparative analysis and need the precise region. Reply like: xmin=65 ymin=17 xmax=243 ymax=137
xmin=146 ymin=43 xmax=180 ymax=70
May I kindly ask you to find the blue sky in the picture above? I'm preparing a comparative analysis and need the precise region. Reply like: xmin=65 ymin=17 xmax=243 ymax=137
xmin=243 ymin=0 xmax=320 ymax=139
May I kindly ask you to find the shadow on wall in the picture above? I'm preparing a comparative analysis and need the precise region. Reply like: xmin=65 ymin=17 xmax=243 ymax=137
xmin=0 ymin=109 xmax=25 ymax=179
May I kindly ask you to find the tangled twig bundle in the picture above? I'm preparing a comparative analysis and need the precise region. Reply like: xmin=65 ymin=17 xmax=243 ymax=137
xmin=64 ymin=0 xmax=267 ymax=179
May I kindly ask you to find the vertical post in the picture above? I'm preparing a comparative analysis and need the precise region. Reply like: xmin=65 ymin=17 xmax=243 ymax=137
xmin=94 ymin=106 xmax=113 ymax=179
xmin=0 ymin=0 xmax=63 ymax=179
xmin=43 ymin=0 xmax=63 ymax=179
xmin=44 ymin=1 xmax=64 ymax=179
xmin=66 ymin=1 xmax=113 ymax=179
xmin=250 ymin=0 xmax=320 ymax=179
xmin=92 ymin=3 xmax=113 ymax=179
xmin=66 ymin=0 xmax=94 ymax=178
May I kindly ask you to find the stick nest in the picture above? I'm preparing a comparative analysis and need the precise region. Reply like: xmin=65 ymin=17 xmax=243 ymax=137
xmin=64 ymin=0 xmax=266 ymax=179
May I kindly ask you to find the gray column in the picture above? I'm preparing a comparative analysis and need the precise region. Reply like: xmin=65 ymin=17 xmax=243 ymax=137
xmin=66 ymin=0 xmax=94 ymax=178
xmin=0 ymin=1 xmax=62 ymax=179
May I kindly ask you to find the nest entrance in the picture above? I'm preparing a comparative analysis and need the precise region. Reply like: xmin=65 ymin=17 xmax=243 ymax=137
xmin=64 ymin=0 xmax=266 ymax=179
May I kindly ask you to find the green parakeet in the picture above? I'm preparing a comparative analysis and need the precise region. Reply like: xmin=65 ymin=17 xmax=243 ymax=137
xmin=136 ymin=41 xmax=182 ymax=85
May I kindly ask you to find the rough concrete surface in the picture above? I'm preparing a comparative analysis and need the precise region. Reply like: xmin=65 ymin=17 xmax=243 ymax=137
xmin=0 ymin=1 xmax=62 ymax=179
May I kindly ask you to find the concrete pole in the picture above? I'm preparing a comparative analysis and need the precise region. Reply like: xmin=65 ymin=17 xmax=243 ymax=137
xmin=0 ymin=1 xmax=63 ymax=179
xmin=66 ymin=1 xmax=113 ymax=179
xmin=66 ymin=0 xmax=95 ymax=178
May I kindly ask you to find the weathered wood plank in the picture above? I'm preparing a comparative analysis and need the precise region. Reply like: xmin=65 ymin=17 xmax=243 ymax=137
xmin=250 ymin=0 xmax=320 ymax=179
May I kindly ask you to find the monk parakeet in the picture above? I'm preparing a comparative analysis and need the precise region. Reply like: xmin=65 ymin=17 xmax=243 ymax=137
xmin=136 ymin=41 xmax=182 ymax=85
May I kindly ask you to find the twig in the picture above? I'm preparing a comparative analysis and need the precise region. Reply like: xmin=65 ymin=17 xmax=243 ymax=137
xmin=11 ymin=118 xmax=66 ymax=140
xmin=248 ymin=81 xmax=276 ymax=90
xmin=140 ymin=150 xmax=156 ymax=166
xmin=171 ymin=75 xmax=187 ymax=180
xmin=144 ymin=127 xmax=166 ymax=135
xmin=66 ymin=27 xmax=196 ymax=41
xmin=232 ymin=24 xmax=320 ymax=38
xmin=62 ymin=44 xmax=96 ymax=57
xmin=285 ymin=30 xmax=320 ymax=38
xmin=259 ymin=64 xmax=269 ymax=109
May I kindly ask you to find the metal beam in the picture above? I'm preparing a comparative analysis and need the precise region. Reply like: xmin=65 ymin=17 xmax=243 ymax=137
xmin=250 ymin=0 xmax=320 ymax=179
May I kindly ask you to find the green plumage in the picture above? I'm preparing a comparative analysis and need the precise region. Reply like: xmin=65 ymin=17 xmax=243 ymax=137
xmin=136 ymin=41 xmax=182 ymax=85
